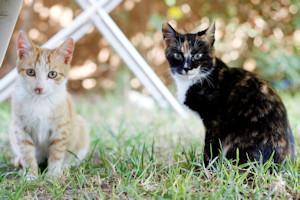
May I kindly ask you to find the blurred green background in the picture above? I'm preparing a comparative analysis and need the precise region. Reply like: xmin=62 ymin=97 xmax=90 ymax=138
xmin=1 ymin=0 xmax=300 ymax=93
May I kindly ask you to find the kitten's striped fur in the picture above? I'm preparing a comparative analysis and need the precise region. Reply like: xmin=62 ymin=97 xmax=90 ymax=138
xmin=9 ymin=31 xmax=89 ymax=179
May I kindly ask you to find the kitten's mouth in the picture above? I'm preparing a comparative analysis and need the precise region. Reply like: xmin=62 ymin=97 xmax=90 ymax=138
xmin=33 ymin=92 xmax=47 ymax=97
xmin=32 ymin=90 xmax=47 ymax=97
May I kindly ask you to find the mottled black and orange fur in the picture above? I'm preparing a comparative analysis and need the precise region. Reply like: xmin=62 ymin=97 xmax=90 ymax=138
xmin=162 ymin=22 xmax=294 ymax=165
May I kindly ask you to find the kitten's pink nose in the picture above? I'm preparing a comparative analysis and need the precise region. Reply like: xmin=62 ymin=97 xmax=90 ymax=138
xmin=34 ymin=87 xmax=43 ymax=94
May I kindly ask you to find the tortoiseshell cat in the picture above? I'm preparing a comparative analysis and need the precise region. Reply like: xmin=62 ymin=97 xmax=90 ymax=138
xmin=9 ymin=31 xmax=90 ymax=179
xmin=162 ymin=22 xmax=294 ymax=165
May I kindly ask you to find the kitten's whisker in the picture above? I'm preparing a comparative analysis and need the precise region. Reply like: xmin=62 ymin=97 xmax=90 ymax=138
xmin=47 ymin=96 xmax=55 ymax=106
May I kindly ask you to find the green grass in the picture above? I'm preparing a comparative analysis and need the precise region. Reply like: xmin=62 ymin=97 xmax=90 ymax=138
xmin=0 ymin=91 xmax=299 ymax=199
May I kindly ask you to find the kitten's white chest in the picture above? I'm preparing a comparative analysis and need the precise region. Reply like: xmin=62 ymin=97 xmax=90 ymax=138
xmin=13 ymin=88 xmax=64 ymax=162
xmin=26 ymin=102 xmax=52 ymax=140
xmin=24 ymin=100 xmax=52 ymax=120
xmin=22 ymin=100 xmax=53 ymax=161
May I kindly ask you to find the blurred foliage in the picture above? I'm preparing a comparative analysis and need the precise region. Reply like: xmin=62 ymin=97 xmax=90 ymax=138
xmin=1 ymin=0 xmax=300 ymax=92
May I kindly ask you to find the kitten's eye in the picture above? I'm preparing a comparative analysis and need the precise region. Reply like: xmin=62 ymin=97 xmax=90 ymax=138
xmin=48 ymin=71 xmax=58 ymax=79
xmin=26 ymin=69 xmax=35 ymax=77
xmin=193 ymin=53 xmax=202 ymax=61
xmin=173 ymin=53 xmax=183 ymax=60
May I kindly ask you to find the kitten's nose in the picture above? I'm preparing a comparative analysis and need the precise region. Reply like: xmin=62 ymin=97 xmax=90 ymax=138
xmin=34 ymin=87 xmax=43 ymax=95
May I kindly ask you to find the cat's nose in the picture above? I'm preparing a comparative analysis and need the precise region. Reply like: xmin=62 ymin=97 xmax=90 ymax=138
xmin=34 ymin=87 xmax=43 ymax=95
xmin=183 ymin=67 xmax=190 ymax=72
xmin=183 ymin=63 xmax=190 ymax=72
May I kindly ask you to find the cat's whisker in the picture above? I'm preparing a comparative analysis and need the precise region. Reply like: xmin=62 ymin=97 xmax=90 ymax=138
xmin=193 ymin=38 xmax=200 ymax=48
xmin=204 ymin=75 xmax=214 ymax=88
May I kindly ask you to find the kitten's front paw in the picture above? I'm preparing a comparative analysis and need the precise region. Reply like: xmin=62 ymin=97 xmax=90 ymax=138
xmin=21 ymin=168 xmax=38 ymax=181
xmin=12 ymin=157 xmax=23 ymax=168
xmin=25 ymin=173 xmax=37 ymax=181
xmin=46 ymin=169 xmax=63 ymax=179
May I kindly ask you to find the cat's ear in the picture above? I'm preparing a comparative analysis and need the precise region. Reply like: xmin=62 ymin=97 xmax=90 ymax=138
xmin=162 ymin=22 xmax=177 ymax=38
xmin=162 ymin=22 xmax=177 ymax=46
xmin=17 ymin=31 xmax=34 ymax=60
xmin=205 ymin=21 xmax=215 ymax=46
xmin=54 ymin=38 xmax=74 ymax=64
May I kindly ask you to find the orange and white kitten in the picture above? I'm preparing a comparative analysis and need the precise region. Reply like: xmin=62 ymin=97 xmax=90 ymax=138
xmin=9 ymin=31 xmax=90 ymax=179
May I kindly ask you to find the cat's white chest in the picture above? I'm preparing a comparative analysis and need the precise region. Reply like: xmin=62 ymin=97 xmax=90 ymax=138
xmin=173 ymin=75 xmax=194 ymax=104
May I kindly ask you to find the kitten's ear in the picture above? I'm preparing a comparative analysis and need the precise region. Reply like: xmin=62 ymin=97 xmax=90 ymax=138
xmin=162 ymin=22 xmax=177 ymax=46
xmin=54 ymin=38 xmax=74 ymax=64
xmin=17 ymin=31 xmax=34 ymax=60
xmin=205 ymin=21 xmax=215 ymax=46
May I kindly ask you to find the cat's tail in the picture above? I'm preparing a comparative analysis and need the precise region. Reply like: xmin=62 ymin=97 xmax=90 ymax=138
xmin=287 ymin=126 xmax=295 ymax=162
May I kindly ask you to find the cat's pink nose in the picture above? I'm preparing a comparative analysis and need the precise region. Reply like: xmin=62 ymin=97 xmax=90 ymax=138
xmin=34 ymin=87 xmax=43 ymax=94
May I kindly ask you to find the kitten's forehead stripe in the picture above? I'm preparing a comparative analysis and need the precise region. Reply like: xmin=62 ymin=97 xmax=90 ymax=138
xmin=47 ymin=51 xmax=52 ymax=70
xmin=34 ymin=49 xmax=40 ymax=69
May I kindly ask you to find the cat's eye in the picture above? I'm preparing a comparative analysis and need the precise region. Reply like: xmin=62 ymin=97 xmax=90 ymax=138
xmin=173 ymin=53 xmax=183 ymax=60
xmin=193 ymin=53 xmax=202 ymax=61
xmin=26 ymin=69 xmax=35 ymax=77
xmin=48 ymin=71 xmax=58 ymax=79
